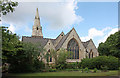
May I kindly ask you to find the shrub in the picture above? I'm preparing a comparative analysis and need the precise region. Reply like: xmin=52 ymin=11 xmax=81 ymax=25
xmin=33 ymin=59 xmax=45 ymax=71
xmin=101 ymin=66 xmax=108 ymax=72
xmin=66 ymin=62 xmax=79 ymax=69
xmin=49 ymin=68 xmax=56 ymax=72
xmin=81 ymin=56 xmax=119 ymax=70
xmin=84 ymin=67 xmax=89 ymax=73
xmin=65 ymin=69 xmax=80 ymax=71
xmin=93 ymin=68 xmax=97 ymax=73
xmin=56 ymin=63 xmax=66 ymax=70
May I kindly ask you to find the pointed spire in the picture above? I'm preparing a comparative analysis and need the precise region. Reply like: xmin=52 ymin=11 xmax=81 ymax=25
xmin=35 ymin=8 xmax=40 ymax=19
xmin=32 ymin=8 xmax=43 ymax=37
xmin=34 ymin=8 xmax=41 ymax=27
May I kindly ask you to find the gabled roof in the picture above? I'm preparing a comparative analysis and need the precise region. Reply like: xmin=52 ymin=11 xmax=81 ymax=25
xmin=82 ymin=40 xmax=91 ymax=48
xmin=22 ymin=36 xmax=55 ymax=47
xmin=55 ymin=28 xmax=73 ymax=50
xmin=55 ymin=31 xmax=64 ymax=40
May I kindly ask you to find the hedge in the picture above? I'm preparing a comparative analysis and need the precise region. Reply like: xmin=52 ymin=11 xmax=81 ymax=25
xmin=80 ymin=56 xmax=119 ymax=70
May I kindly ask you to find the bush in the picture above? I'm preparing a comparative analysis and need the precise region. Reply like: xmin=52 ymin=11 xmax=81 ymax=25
xmin=66 ymin=62 xmax=79 ymax=69
xmin=101 ymin=66 xmax=108 ymax=72
xmin=83 ymin=67 xmax=89 ymax=73
xmin=65 ymin=69 xmax=80 ymax=71
xmin=49 ymin=68 xmax=56 ymax=72
xmin=33 ymin=59 xmax=45 ymax=71
xmin=56 ymin=63 xmax=66 ymax=70
xmin=81 ymin=56 xmax=119 ymax=70
xmin=93 ymin=68 xmax=97 ymax=73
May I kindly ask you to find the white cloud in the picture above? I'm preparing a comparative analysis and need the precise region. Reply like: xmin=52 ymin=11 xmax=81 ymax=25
xmin=88 ymin=28 xmax=104 ymax=38
xmin=98 ymin=28 xmax=118 ymax=43
xmin=2 ymin=0 xmax=83 ymax=32
xmin=81 ymin=27 xmax=108 ymax=41
xmin=8 ymin=24 xmax=16 ymax=33
xmin=81 ymin=27 xmax=118 ymax=47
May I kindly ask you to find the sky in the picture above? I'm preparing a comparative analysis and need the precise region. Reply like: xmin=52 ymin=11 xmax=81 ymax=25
xmin=1 ymin=0 xmax=119 ymax=48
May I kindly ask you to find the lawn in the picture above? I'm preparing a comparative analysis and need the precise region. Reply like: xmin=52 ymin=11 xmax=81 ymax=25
xmin=8 ymin=70 xmax=119 ymax=76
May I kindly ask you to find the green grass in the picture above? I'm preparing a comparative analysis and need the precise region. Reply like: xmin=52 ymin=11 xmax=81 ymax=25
xmin=8 ymin=70 xmax=119 ymax=76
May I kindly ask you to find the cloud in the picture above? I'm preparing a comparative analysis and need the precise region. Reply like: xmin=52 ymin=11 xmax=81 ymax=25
xmin=81 ymin=27 xmax=118 ymax=47
xmin=8 ymin=24 xmax=16 ymax=33
xmin=2 ymin=0 xmax=83 ymax=32
xmin=81 ymin=27 xmax=109 ymax=41
xmin=98 ymin=28 xmax=118 ymax=43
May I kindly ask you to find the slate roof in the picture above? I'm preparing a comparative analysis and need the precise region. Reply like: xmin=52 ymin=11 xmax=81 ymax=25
xmin=82 ymin=40 xmax=90 ymax=48
xmin=22 ymin=28 xmax=91 ymax=50
xmin=22 ymin=36 xmax=55 ymax=47
xmin=55 ymin=29 xmax=72 ymax=50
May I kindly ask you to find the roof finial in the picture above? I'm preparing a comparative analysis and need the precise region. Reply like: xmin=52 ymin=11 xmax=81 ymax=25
xmin=35 ymin=8 xmax=40 ymax=19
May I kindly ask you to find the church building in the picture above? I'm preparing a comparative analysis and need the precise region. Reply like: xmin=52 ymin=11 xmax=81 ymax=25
xmin=22 ymin=8 xmax=99 ymax=64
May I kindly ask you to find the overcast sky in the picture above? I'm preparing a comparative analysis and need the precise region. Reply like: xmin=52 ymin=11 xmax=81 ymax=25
xmin=1 ymin=0 xmax=119 ymax=47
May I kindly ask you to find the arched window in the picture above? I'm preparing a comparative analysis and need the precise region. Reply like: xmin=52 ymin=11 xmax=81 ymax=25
xmin=46 ymin=49 xmax=52 ymax=62
xmin=89 ymin=50 xmax=93 ymax=58
xmin=67 ymin=38 xmax=79 ymax=59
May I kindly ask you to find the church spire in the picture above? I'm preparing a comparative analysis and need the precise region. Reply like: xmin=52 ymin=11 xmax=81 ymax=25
xmin=32 ymin=8 xmax=43 ymax=37
xmin=34 ymin=8 xmax=41 ymax=27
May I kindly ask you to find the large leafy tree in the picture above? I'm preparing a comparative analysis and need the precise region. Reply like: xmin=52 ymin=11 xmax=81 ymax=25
xmin=98 ymin=31 xmax=120 ymax=58
xmin=50 ymin=49 xmax=72 ymax=65
xmin=1 ymin=26 xmax=20 ymax=65
xmin=1 ymin=26 xmax=45 ymax=72
xmin=0 ymin=0 xmax=18 ymax=15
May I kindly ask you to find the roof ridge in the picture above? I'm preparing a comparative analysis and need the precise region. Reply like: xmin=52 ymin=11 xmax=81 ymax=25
xmin=55 ymin=28 xmax=73 ymax=50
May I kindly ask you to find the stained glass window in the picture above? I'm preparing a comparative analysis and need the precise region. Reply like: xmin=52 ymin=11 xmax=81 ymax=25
xmin=67 ymin=38 xmax=79 ymax=59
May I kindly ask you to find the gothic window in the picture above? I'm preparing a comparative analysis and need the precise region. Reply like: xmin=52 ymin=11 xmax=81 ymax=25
xmin=89 ymin=50 xmax=93 ymax=58
xmin=67 ymin=38 xmax=79 ymax=59
xmin=46 ymin=49 xmax=52 ymax=62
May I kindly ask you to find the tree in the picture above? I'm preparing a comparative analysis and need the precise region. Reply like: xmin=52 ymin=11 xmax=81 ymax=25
xmin=1 ymin=26 xmax=20 ymax=65
xmin=50 ymin=49 xmax=72 ymax=69
xmin=9 ymin=42 xmax=45 ymax=72
xmin=98 ymin=31 xmax=120 ymax=58
xmin=0 ymin=0 xmax=18 ymax=15
xmin=1 ymin=26 xmax=45 ymax=72
xmin=57 ymin=49 xmax=70 ymax=64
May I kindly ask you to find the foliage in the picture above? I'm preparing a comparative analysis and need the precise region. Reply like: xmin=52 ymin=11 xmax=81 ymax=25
xmin=50 ymin=49 xmax=73 ymax=69
xmin=66 ymin=62 xmax=79 ymax=69
xmin=0 ymin=0 xmax=18 ymax=15
xmin=57 ymin=49 xmax=69 ymax=64
xmin=80 ymin=56 xmax=119 ymax=70
xmin=119 ymin=67 xmax=120 ymax=70
xmin=101 ymin=66 xmax=108 ymax=72
xmin=50 ymin=49 xmax=57 ymax=65
xmin=93 ymin=68 xmax=97 ymax=73
xmin=48 ymin=68 xmax=56 ymax=72
xmin=1 ymin=26 xmax=45 ymax=72
xmin=65 ymin=69 xmax=81 ymax=71
xmin=83 ymin=67 xmax=89 ymax=73
xmin=98 ymin=31 xmax=120 ymax=58
xmin=33 ymin=59 xmax=45 ymax=72
xmin=1 ymin=26 xmax=20 ymax=65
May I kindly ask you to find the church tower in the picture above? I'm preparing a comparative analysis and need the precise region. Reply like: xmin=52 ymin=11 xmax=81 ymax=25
xmin=32 ymin=8 xmax=43 ymax=37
